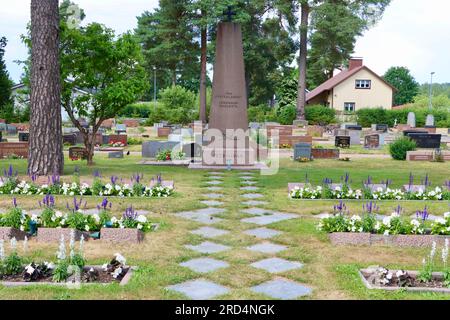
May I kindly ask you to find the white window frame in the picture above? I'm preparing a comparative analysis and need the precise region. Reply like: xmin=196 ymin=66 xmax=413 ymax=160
xmin=355 ymin=79 xmax=371 ymax=89
xmin=344 ymin=102 xmax=355 ymax=113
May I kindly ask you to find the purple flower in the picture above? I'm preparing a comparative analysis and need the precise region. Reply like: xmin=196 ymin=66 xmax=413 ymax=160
xmin=333 ymin=201 xmax=347 ymax=215
xmin=394 ymin=205 xmax=403 ymax=216
xmin=323 ymin=178 xmax=333 ymax=185
xmin=132 ymin=173 xmax=144 ymax=184
xmin=12 ymin=197 xmax=17 ymax=208
xmin=364 ymin=176 xmax=373 ymax=186
xmin=51 ymin=174 xmax=60 ymax=185
xmin=67 ymin=197 xmax=84 ymax=213
xmin=42 ymin=194 xmax=55 ymax=208
xmin=305 ymin=173 xmax=309 ymax=184
xmin=97 ymin=198 xmax=111 ymax=211
xmin=421 ymin=174 xmax=431 ymax=187
xmin=445 ymin=180 xmax=450 ymax=191
xmin=93 ymin=170 xmax=102 ymax=178
xmin=110 ymin=176 xmax=119 ymax=185
xmin=341 ymin=173 xmax=350 ymax=185
xmin=363 ymin=201 xmax=379 ymax=215
xmin=416 ymin=206 xmax=429 ymax=222
xmin=123 ymin=206 xmax=137 ymax=221
xmin=409 ymin=172 xmax=414 ymax=188
xmin=3 ymin=165 xmax=17 ymax=179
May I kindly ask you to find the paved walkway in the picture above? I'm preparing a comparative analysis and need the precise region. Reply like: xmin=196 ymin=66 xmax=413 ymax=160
xmin=167 ymin=171 xmax=312 ymax=300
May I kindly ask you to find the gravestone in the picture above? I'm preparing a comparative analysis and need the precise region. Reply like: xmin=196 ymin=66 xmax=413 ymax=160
xmin=18 ymin=132 xmax=29 ymax=142
xmin=335 ymin=136 xmax=350 ymax=148
xmin=376 ymin=124 xmax=388 ymax=132
xmin=407 ymin=133 xmax=441 ymax=149
xmin=294 ymin=143 xmax=312 ymax=160
xmin=142 ymin=141 xmax=179 ymax=158
xmin=0 ymin=142 xmax=28 ymax=158
xmin=63 ymin=134 xmax=77 ymax=146
xmin=311 ymin=148 xmax=340 ymax=159
xmin=69 ymin=147 xmax=88 ymax=160
xmin=364 ymin=134 xmax=380 ymax=149
xmin=348 ymin=130 xmax=361 ymax=145
xmin=115 ymin=124 xmax=127 ymax=134
xmin=345 ymin=125 xmax=362 ymax=131
xmin=108 ymin=150 xmax=124 ymax=159
xmin=334 ymin=129 xmax=349 ymax=136
xmin=123 ymin=119 xmax=139 ymax=127
xmin=109 ymin=134 xmax=128 ymax=146
xmin=407 ymin=112 xmax=416 ymax=128
xmin=293 ymin=120 xmax=308 ymax=128
xmin=102 ymin=135 xmax=110 ymax=145
xmin=182 ymin=143 xmax=202 ymax=159
xmin=157 ymin=127 xmax=171 ymax=138
xmin=425 ymin=114 xmax=435 ymax=127
xmin=204 ymin=20 xmax=255 ymax=166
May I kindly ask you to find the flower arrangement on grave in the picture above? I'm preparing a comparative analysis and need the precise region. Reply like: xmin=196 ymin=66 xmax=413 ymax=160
xmin=155 ymin=149 xmax=186 ymax=162
xmin=0 ymin=166 xmax=174 ymax=198
xmin=0 ymin=198 xmax=30 ymax=232
xmin=318 ymin=202 xmax=450 ymax=236
xmin=110 ymin=206 xmax=153 ymax=232
xmin=109 ymin=141 xmax=125 ymax=147
xmin=289 ymin=172 xmax=448 ymax=201
xmin=0 ymin=233 xmax=130 ymax=284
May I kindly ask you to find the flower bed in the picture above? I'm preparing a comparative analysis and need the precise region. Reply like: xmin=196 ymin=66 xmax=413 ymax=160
xmin=0 ymin=235 xmax=134 ymax=286
xmin=0 ymin=166 xmax=174 ymax=198
xmin=359 ymin=268 xmax=450 ymax=293
xmin=0 ymin=197 xmax=156 ymax=241
xmin=318 ymin=202 xmax=450 ymax=245
xmin=0 ymin=227 xmax=27 ymax=241
xmin=289 ymin=173 xmax=449 ymax=201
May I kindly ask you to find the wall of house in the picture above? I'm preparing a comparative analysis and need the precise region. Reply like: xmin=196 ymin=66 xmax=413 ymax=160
xmin=331 ymin=68 xmax=393 ymax=112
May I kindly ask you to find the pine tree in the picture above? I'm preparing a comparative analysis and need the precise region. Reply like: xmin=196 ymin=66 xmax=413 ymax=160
xmin=0 ymin=37 xmax=13 ymax=113
xmin=29 ymin=0 xmax=64 ymax=175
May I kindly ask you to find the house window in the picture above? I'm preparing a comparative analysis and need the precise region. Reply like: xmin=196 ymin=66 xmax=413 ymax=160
xmin=355 ymin=79 xmax=371 ymax=89
xmin=344 ymin=102 xmax=355 ymax=113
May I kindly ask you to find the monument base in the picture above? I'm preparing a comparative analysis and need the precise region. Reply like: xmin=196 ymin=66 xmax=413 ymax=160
xmin=188 ymin=162 xmax=268 ymax=171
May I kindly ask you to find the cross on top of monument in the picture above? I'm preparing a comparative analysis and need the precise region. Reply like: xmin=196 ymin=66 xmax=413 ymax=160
xmin=224 ymin=5 xmax=236 ymax=22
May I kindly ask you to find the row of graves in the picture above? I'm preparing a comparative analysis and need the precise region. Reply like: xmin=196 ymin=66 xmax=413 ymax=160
xmin=0 ymin=121 xmax=30 ymax=158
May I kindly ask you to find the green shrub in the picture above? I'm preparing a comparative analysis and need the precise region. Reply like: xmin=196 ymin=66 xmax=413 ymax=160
xmin=118 ymin=103 xmax=152 ymax=118
xmin=2 ymin=252 xmax=23 ymax=275
xmin=389 ymin=137 xmax=417 ymax=160
xmin=305 ymin=105 xmax=336 ymax=125
xmin=276 ymin=104 xmax=297 ymax=125
xmin=159 ymin=85 xmax=197 ymax=124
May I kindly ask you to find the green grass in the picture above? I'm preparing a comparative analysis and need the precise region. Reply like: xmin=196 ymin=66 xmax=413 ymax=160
xmin=0 ymin=155 xmax=449 ymax=300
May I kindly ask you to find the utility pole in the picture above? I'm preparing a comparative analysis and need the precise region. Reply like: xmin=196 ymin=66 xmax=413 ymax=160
xmin=429 ymin=72 xmax=435 ymax=111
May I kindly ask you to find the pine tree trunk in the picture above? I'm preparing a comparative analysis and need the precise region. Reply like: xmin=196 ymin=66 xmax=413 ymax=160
xmin=199 ymin=11 xmax=207 ymax=123
xmin=83 ymin=131 xmax=95 ymax=166
xmin=29 ymin=0 xmax=63 ymax=175
xmin=296 ymin=2 xmax=310 ymax=121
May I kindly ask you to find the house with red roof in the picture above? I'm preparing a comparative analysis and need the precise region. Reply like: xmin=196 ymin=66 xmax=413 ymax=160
xmin=306 ymin=58 xmax=396 ymax=113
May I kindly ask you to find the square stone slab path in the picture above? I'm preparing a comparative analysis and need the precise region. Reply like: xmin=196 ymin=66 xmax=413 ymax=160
xmin=241 ymin=193 xmax=264 ymax=199
xmin=241 ymin=207 xmax=273 ymax=216
xmin=246 ymin=243 xmax=287 ymax=254
xmin=180 ymin=258 xmax=229 ymax=274
xmin=244 ymin=227 xmax=282 ymax=239
xmin=167 ymin=279 xmax=229 ymax=300
xmin=206 ymin=187 xmax=223 ymax=191
xmin=185 ymin=241 xmax=231 ymax=254
xmin=241 ymin=181 xmax=257 ymax=185
xmin=207 ymin=180 xmax=223 ymax=185
xmin=240 ymin=186 xmax=259 ymax=191
xmin=203 ymin=193 xmax=224 ymax=199
xmin=200 ymin=200 xmax=224 ymax=207
xmin=191 ymin=227 xmax=230 ymax=239
xmin=251 ymin=258 xmax=303 ymax=274
xmin=241 ymin=213 xmax=297 ymax=226
xmin=242 ymin=200 xmax=268 ymax=206
xmin=251 ymin=279 xmax=312 ymax=300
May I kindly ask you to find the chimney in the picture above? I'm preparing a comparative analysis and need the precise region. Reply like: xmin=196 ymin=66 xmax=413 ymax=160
xmin=349 ymin=58 xmax=363 ymax=71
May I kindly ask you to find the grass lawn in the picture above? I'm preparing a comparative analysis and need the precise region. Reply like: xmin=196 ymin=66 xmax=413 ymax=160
xmin=0 ymin=155 xmax=449 ymax=300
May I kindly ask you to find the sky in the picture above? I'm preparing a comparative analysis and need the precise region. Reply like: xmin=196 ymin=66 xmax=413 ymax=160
xmin=1 ymin=0 xmax=449 ymax=85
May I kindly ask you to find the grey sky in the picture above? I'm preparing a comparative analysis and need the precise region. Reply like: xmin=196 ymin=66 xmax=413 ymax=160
xmin=1 ymin=0 xmax=449 ymax=84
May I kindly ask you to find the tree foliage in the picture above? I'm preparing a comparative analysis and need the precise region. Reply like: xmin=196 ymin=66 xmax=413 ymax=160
xmin=0 ymin=37 xmax=13 ymax=117
xmin=383 ymin=66 xmax=419 ymax=106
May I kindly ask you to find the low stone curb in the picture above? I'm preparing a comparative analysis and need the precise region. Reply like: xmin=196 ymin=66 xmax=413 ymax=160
xmin=36 ymin=228 xmax=89 ymax=242
xmin=329 ymin=232 xmax=450 ymax=247
xmin=100 ymin=228 xmax=145 ymax=244
xmin=0 ymin=227 xmax=27 ymax=241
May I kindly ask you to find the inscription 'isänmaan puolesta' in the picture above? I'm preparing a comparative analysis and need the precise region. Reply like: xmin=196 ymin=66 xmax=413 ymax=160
xmin=215 ymin=92 xmax=242 ymax=108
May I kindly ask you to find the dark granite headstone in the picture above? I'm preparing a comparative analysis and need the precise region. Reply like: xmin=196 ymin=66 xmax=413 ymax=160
xmin=115 ymin=124 xmax=127 ymax=134
xmin=142 ymin=141 xmax=179 ymax=158
xmin=63 ymin=134 xmax=77 ymax=145
xmin=182 ymin=143 xmax=202 ymax=158
xmin=376 ymin=124 xmax=388 ymax=132
xmin=345 ymin=125 xmax=362 ymax=131
xmin=406 ymin=133 xmax=441 ymax=149
xmin=403 ymin=130 xmax=428 ymax=137
xmin=108 ymin=151 xmax=124 ymax=159
xmin=294 ymin=143 xmax=312 ymax=160
xmin=18 ymin=132 xmax=29 ymax=142
xmin=335 ymin=136 xmax=350 ymax=148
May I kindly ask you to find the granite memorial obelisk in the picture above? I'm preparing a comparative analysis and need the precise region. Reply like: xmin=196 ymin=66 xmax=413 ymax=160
xmin=203 ymin=8 xmax=255 ymax=166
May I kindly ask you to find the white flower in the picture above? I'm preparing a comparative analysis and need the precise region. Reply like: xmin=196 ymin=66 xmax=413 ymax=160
xmin=102 ymin=263 xmax=108 ymax=271
xmin=137 ymin=224 xmax=143 ymax=230
xmin=114 ymin=253 xmax=127 ymax=265
xmin=137 ymin=215 xmax=147 ymax=223
xmin=45 ymin=261 xmax=55 ymax=270
xmin=93 ymin=214 xmax=101 ymax=223
xmin=25 ymin=264 xmax=35 ymax=275
xmin=112 ymin=267 xmax=123 ymax=279
xmin=85 ymin=225 xmax=90 ymax=232
xmin=435 ymin=218 xmax=446 ymax=225
xmin=396 ymin=270 xmax=405 ymax=278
